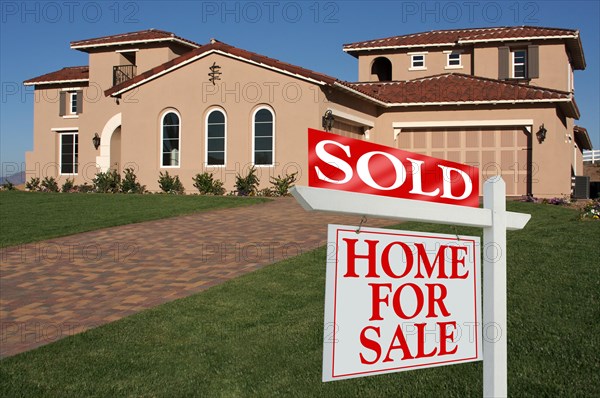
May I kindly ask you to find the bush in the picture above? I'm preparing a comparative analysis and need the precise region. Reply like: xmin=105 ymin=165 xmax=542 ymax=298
xmin=235 ymin=166 xmax=259 ymax=196
xmin=93 ymin=170 xmax=121 ymax=193
xmin=158 ymin=171 xmax=185 ymax=194
xmin=270 ymin=172 xmax=298 ymax=197
xmin=193 ymin=172 xmax=225 ymax=195
xmin=258 ymin=187 xmax=274 ymax=197
xmin=121 ymin=168 xmax=146 ymax=194
xmin=41 ymin=177 xmax=59 ymax=192
xmin=1 ymin=181 xmax=15 ymax=191
xmin=580 ymin=199 xmax=600 ymax=220
xmin=76 ymin=183 xmax=94 ymax=193
xmin=26 ymin=177 xmax=41 ymax=191
xmin=61 ymin=178 xmax=75 ymax=193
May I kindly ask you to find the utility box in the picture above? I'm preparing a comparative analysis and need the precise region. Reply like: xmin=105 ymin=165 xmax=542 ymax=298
xmin=572 ymin=176 xmax=590 ymax=199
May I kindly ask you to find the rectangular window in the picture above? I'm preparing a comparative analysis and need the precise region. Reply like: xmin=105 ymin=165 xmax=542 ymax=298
xmin=60 ymin=132 xmax=78 ymax=175
xmin=70 ymin=92 xmax=78 ymax=114
xmin=411 ymin=54 xmax=425 ymax=69
xmin=447 ymin=52 xmax=461 ymax=67
xmin=512 ymin=50 xmax=527 ymax=79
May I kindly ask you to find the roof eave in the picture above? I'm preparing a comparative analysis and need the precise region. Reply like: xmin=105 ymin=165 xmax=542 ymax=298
xmin=23 ymin=78 xmax=89 ymax=86
xmin=71 ymin=37 xmax=199 ymax=51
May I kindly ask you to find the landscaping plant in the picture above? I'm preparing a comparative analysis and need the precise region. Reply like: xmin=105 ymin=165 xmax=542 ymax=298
xmin=192 ymin=172 xmax=225 ymax=195
xmin=40 ymin=177 xmax=59 ymax=192
xmin=235 ymin=166 xmax=259 ymax=196
xmin=158 ymin=171 xmax=185 ymax=194
xmin=121 ymin=168 xmax=146 ymax=194
xmin=92 ymin=170 xmax=121 ymax=193
xmin=269 ymin=172 xmax=298 ymax=196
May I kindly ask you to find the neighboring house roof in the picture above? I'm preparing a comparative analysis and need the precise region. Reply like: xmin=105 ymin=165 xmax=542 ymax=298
xmin=23 ymin=66 xmax=89 ymax=86
xmin=574 ymin=126 xmax=593 ymax=150
xmin=344 ymin=26 xmax=585 ymax=69
xmin=343 ymin=73 xmax=580 ymax=117
xmin=70 ymin=29 xmax=200 ymax=51
xmin=105 ymin=39 xmax=338 ymax=97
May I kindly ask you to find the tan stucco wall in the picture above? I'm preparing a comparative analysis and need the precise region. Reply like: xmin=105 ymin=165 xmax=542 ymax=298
xmin=357 ymin=48 xmax=474 ymax=82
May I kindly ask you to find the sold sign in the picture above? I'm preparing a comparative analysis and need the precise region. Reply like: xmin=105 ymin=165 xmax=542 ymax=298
xmin=308 ymin=129 xmax=479 ymax=207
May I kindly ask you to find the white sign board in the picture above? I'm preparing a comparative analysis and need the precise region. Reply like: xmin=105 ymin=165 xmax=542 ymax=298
xmin=323 ymin=225 xmax=481 ymax=382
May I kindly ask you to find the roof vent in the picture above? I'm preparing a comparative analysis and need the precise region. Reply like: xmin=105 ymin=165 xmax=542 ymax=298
xmin=210 ymin=38 xmax=216 ymax=44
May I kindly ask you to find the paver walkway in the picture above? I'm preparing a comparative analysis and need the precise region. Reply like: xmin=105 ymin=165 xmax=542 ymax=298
xmin=0 ymin=198 xmax=391 ymax=358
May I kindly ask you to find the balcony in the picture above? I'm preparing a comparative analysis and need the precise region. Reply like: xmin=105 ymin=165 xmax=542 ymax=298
xmin=113 ymin=64 xmax=137 ymax=86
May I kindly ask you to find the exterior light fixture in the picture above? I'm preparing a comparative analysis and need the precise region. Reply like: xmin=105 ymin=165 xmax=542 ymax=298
xmin=322 ymin=110 xmax=334 ymax=132
xmin=536 ymin=124 xmax=547 ymax=143
xmin=92 ymin=133 xmax=101 ymax=150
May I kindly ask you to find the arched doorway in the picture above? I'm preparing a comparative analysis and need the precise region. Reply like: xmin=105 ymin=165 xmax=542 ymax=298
xmin=96 ymin=113 xmax=121 ymax=172
xmin=110 ymin=126 xmax=122 ymax=173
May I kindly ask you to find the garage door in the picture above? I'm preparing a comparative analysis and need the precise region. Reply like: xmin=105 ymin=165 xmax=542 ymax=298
xmin=396 ymin=126 xmax=529 ymax=196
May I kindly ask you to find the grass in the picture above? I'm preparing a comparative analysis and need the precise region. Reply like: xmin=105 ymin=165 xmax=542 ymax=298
xmin=1 ymin=202 xmax=599 ymax=397
xmin=0 ymin=191 xmax=269 ymax=248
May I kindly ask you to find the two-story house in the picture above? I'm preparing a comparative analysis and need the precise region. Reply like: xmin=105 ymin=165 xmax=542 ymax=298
xmin=24 ymin=26 xmax=592 ymax=197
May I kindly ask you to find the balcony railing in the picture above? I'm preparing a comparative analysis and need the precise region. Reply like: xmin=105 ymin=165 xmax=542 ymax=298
xmin=113 ymin=64 xmax=137 ymax=86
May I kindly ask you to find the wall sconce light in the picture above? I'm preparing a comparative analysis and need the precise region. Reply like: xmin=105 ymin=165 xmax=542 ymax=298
xmin=536 ymin=124 xmax=547 ymax=143
xmin=322 ymin=110 xmax=334 ymax=132
xmin=92 ymin=133 xmax=101 ymax=150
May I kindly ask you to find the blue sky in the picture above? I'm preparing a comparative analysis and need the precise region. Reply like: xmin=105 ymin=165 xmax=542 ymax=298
xmin=1 ymin=0 xmax=599 ymax=177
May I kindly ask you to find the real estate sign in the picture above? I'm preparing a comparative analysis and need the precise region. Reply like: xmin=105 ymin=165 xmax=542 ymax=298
xmin=323 ymin=225 xmax=482 ymax=382
xmin=308 ymin=129 xmax=480 ymax=207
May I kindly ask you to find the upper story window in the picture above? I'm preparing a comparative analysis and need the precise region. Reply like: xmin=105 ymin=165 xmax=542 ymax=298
xmin=60 ymin=131 xmax=78 ymax=175
xmin=253 ymin=107 xmax=274 ymax=166
xmin=446 ymin=52 xmax=462 ymax=68
xmin=512 ymin=50 xmax=527 ymax=79
xmin=161 ymin=111 xmax=180 ymax=167
xmin=59 ymin=90 xmax=82 ymax=117
xmin=70 ymin=92 xmax=78 ymax=114
xmin=409 ymin=52 xmax=427 ymax=70
xmin=206 ymin=109 xmax=226 ymax=166
xmin=371 ymin=57 xmax=392 ymax=81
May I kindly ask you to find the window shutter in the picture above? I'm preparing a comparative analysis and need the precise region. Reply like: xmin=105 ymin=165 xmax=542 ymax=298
xmin=59 ymin=91 xmax=66 ymax=116
xmin=76 ymin=90 xmax=83 ymax=114
xmin=528 ymin=45 xmax=539 ymax=79
xmin=498 ymin=47 xmax=509 ymax=80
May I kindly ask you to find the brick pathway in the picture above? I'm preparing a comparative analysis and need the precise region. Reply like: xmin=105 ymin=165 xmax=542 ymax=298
xmin=0 ymin=198 xmax=391 ymax=358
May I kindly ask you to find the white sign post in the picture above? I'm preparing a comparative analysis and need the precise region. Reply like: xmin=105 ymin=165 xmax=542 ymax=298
xmin=291 ymin=177 xmax=530 ymax=397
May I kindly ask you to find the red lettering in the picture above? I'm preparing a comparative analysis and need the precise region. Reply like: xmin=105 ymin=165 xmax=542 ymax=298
xmin=392 ymin=283 xmax=424 ymax=320
xmin=425 ymin=283 xmax=451 ymax=318
xmin=359 ymin=326 xmax=382 ymax=365
xmin=450 ymin=246 xmax=469 ymax=279
xmin=414 ymin=243 xmax=448 ymax=279
xmin=438 ymin=321 xmax=458 ymax=356
xmin=381 ymin=241 xmax=414 ymax=278
xmin=343 ymin=238 xmax=379 ymax=278
xmin=368 ymin=283 xmax=392 ymax=321
xmin=383 ymin=325 xmax=414 ymax=362
xmin=415 ymin=323 xmax=438 ymax=358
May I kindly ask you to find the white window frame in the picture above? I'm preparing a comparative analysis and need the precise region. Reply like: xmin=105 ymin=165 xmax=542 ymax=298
xmin=59 ymin=131 xmax=79 ymax=176
xmin=205 ymin=107 xmax=227 ymax=167
xmin=444 ymin=50 xmax=463 ymax=69
xmin=69 ymin=91 xmax=78 ymax=114
xmin=512 ymin=49 xmax=527 ymax=79
xmin=160 ymin=109 xmax=182 ymax=168
xmin=409 ymin=52 xmax=427 ymax=71
xmin=252 ymin=106 xmax=275 ymax=167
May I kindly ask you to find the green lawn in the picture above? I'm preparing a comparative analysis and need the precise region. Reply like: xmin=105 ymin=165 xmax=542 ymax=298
xmin=1 ymin=202 xmax=599 ymax=397
xmin=0 ymin=191 xmax=269 ymax=248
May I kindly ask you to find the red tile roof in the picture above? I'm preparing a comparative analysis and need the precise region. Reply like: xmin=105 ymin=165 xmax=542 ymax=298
xmin=70 ymin=29 xmax=200 ymax=50
xmin=344 ymin=74 xmax=579 ymax=117
xmin=574 ymin=126 xmax=593 ymax=150
xmin=344 ymin=26 xmax=585 ymax=69
xmin=23 ymin=66 xmax=89 ymax=85
xmin=105 ymin=40 xmax=337 ymax=97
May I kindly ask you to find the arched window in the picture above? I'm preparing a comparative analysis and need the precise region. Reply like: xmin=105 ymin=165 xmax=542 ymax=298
xmin=371 ymin=57 xmax=392 ymax=81
xmin=253 ymin=107 xmax=274 ymax=166
xmin=206 ymin=109 xmax=226 ymax=166
xmin=161 ymin=111 xmax=180 ymax=167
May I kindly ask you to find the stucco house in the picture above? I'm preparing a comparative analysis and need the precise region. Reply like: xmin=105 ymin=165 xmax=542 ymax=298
xmin=24 ymin=26 xmax=592 ymax=197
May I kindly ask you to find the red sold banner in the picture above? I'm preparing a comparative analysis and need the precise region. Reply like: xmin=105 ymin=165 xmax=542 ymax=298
xmin=308 ymin=129 xmax=479 ymax=207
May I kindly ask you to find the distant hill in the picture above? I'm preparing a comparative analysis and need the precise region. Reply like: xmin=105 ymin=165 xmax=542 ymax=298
xmin=0 ymin=171 xmax=26 ymax=186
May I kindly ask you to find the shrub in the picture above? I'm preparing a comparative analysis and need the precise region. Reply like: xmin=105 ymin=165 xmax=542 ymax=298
xmin=76 ymin=183 xmax=94 ymax=193
xmin=41 ymin=177 xmax=59 ymax=192
xmin=269 ymin=172 xmax=298 ymax=197
xmin=1 ymin=181 xmax=15 ymax=191
xmin=235 ymin=166 xmax=259 ymax=196
xmin=258 ymin=187 xmax=274 ymax=197
xmin=121 ymin=168 xmax=146 ymax=194
xmin=580 ymin=199 xmax=600 ymax=220
xmin=193 ymin=172 xmax=225 ymax=195
xmin=26 ymin=177 xmax=41 ymax=191
xmin=61 ymin=178 xmax=75 ymax=193
xmin=547 ymin=196 xmax=569 ymax=206
xmin=158 ymin=171 xmax=185 ymax=194
xmin=93 ymin=170 xmax=121 ymax=193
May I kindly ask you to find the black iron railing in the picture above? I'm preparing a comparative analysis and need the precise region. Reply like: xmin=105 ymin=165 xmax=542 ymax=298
xmin=113 ymin=65 xmax=137 ymax=86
